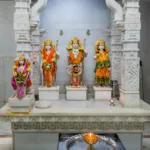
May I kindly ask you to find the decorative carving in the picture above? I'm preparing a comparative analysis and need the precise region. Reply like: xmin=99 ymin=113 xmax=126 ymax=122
xmin=121 ymin=58 xmax=125 ymax=90
xmin=30 ymin=52 xmax=41 ymax=84
xmin=105 ymin=0 xmax=124 ymax=30
xmin=109 ymin=12 xmax=122 ymax=84
xmin=14 ymin=0 xmax=31 ymax=54
xmin=0 ymin=116 xmax=149 ymax=123
xmin=31 ymin=0 xmax=48 ymax=21
xmin=11 ymin=121 xmax=144 ymax=132
xmin=124 ymin=31 xmax=140 ymax=42
xmin=125 ymin=58 xmax=139 ymax=91
xmin=111 ymin=56 xmax=121 ymax=83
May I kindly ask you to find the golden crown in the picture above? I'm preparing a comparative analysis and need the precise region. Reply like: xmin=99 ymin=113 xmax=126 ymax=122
xmin=19 ymin=54 xmax=25 ymax=61
xmin=72 ymin=37 xmax=80 ymax=43
xmin=98 ymin=40 xmax=105 ymax=45
xmin=44 ymin=40 xmax=52 ymax=45
xmin=66 ymin=37 xmax=84 ymax=50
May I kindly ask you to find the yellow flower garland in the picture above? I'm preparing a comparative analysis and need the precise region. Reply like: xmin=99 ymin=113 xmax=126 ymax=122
xmin=13 ymin=72 xmax=17 ymax=77
xmin=43 ymin=60 xmax=46 ymax=63
xmin=13 ymin=65 xmax=17 ymax=69
xmin=27 ymin=68 xmax=31 ymax=72
xmin=23 ymin=74 xmax=26 ymax=77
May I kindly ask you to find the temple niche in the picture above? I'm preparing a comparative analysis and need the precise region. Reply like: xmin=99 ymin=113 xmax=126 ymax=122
xmin=40 ymin=0 xmax=111 ymax=93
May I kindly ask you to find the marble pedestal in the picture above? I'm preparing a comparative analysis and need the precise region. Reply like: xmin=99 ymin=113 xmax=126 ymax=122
xmin=38 ymin=86 xmax=60 ymax=101
xmin=120 ymin=89 xmax=140 ymax=108
xmin=66 ymin=86 xmax=87 ymax=100
xmin=8 ymin=89 xmax=35 ymax=113
xmin=93 ymin=86 xmax=112 ymax=100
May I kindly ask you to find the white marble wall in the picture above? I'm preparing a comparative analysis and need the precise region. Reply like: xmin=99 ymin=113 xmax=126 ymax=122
xmin=0 ymin=1 xmax=16 ymax=57
xmin=0 ymin=1 xmax=16 ymax=105
xmin=40 ymin=0 xmax=111 ymax=93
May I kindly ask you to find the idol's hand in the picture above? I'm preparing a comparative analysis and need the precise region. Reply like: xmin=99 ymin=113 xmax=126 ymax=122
xmin=94 ymin=55 xmax=97 ymax=60
xmin=109 ymin=67 xmax=111 ymax=71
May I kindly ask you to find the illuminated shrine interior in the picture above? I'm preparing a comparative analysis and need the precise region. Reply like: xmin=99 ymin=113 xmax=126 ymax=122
xmin=0 ymin=0 xmax=150 ymax=150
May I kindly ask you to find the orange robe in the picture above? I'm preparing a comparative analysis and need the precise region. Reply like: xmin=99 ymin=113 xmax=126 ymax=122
xmin=42 ymin=49 xmax=57 ymax=87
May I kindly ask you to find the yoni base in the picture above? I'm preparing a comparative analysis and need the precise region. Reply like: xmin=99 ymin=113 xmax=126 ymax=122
xmin=66 ymin=86 xmax=87 ymax=101
xmin=93 ymin=86 xmax=112 ymax=101
xmin=8 ymin=89 xmax=35 ymax=113
xmin=38 ymin=86 xmax=60 ymax=101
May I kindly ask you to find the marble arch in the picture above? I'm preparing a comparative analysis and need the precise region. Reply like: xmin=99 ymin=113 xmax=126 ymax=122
xmin=14 ymin=0 xmax=141 ymax=107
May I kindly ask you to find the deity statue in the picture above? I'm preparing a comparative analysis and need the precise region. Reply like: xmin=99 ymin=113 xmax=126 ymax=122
xmin=66 ymin=37 xmax=87 ymax=86
xmin=11 ymin=54 xmax=32 ymax=99
xmin=94 ymin=40 xmax=111 ymax=87
xmin=40 ymin=39 xmax=59 ymax=87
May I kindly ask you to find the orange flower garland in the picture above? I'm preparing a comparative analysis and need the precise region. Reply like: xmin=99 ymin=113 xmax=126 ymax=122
xmin=68 ymin=51 xmax=83 ymax=64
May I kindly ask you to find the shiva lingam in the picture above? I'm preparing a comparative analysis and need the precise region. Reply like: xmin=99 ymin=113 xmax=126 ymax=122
xmin=83 ymin=133 xmax=99 ymax=150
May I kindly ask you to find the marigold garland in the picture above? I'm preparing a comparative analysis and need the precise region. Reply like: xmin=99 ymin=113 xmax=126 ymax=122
xmin=13 ymin=65 xmax=17 ymax=69
xmin=69 ymin=51 xmax=84 ymax=64
xmin=27 ymin=68 xmax=31 ymax=72
xmin=13 ymin=72 xmax=17 ymax=77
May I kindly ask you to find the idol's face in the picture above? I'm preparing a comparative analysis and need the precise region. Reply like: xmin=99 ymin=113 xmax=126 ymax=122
xmin=45 ymin=44 xmax=51 ymax=51
xmin=98 ymin=44 xmax=105 ymax=50
xmin=72 ymin=42 xmax=79 ymax=49
xmin=19 ymin=60 xmax=24 ymax=65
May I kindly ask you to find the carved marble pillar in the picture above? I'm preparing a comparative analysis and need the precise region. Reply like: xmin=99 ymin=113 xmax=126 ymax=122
xmin=110 ymin=12 xmax=122 ymax=84
xmin=120 ymin=0 xmax=141 ymax=107
xmin=30 ymin=24 xmax=41 ymax=94
xmin=30 ymin=0 xmax=47 ymax=94
xmin=14 ymin=0 xmax=31 ymax=57
xmin=105 ymin=0 xmax=124 ymax=84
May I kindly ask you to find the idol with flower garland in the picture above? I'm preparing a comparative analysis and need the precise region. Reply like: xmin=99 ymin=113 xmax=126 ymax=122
xmin=94 ymin=40 xmax=111 ymax=87
xmin=11 ymin=54 xmax=32 ymax=99
xmin=40 ymin=39 xmax=59 ymax=87
xmin=66 ymin=37 xmax=87 ymax=86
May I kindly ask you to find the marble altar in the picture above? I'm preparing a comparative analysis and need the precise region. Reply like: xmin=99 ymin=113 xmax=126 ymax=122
xmin=0 ymin=100 xmax=150 ymax=150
